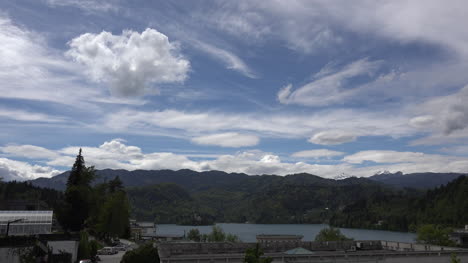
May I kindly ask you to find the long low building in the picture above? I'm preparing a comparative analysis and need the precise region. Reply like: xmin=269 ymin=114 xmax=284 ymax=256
xmin=0 ymin=210 xmax=53 ymax=236
xmin=157 ymin=240 xmax=468 ymax=263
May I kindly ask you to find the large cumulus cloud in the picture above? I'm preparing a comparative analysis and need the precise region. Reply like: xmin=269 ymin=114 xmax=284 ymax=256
xmin=66 ymin=28 xmax=190 ymax=96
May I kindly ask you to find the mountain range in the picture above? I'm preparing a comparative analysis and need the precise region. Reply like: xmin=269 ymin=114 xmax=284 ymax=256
xmin=22 ymin=169 xmax=468 ymax=230
xmin=30 ymin=169 xmax=466 ymax=191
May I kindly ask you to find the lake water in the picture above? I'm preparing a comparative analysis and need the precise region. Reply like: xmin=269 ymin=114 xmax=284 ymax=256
xmin=156 ymin=223 xmax=416 ymax=243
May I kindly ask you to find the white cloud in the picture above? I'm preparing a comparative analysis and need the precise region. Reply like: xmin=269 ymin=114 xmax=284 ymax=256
xmin=192 ymin=133 xmax=259 ymax=147
xmin=408 ymin=86 xmax=468 ymax=145
xmin=66 ymin=28 xmax=190 ymax=97
xmin=101 ymin=108 xmax=414 ymax=140
xmin=0 ymin=15 xmax=101 ymax=106
xmin=1 ymin=145 xmax=59 ymax=159
xmin=278 ymin=59 xmax=382 ymax=106
xmin=292 ymin=149 xmax=345 ymax=158
xmin=194 ymin=41 xmax=256 ymax=78
xmin=0 ymin=158 xmax=61 ymax=181
xmin=0 ymin=108 xmax=66 ymax=123
xmin=344 ymin=150 xmax=427 ymax=164
xmin=201 ymin=1 xmax=342 ymax=53
xmin=45 ymin=0 xmax=118 ymax=12
xmin=322 ymin=0 xmax=468 ymax=58
xmin=309 ymin=131 xmax=357 ymax=145
xmin=277 ymin=84 xmax=292 ymax=104
xmin=204 ymin=1 xmax=468 ymax=57
xmin=409 ymin=115 xmax=434 ymax=128
xmin=3 ymin=140 xmax=468 ymax=181
xmin=341 ymin=150 xmax=468 ymax=177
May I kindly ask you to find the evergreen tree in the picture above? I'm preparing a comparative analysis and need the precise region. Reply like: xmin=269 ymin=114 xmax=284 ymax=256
xmin=58 ymin=149 xmax=95 ymax=232
xmin=77 ymin=231 xmax=91 ymax=260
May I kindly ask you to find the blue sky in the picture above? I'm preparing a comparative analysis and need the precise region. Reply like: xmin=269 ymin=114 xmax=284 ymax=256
xmin=1 ymin=0 xmax=468 ymax=181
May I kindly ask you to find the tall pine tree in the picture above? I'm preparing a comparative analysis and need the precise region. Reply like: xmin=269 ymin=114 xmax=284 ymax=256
xmin=58 ymin=149 xmax=95 ymax=232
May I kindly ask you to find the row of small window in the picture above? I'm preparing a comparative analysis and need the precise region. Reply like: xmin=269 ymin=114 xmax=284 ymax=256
xmin=0 ymin=216 xmax=53 ymax=223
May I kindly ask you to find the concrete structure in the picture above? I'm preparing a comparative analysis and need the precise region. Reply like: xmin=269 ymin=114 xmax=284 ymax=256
xmin=0 ymin=234 xmax=79 ymax=263
xmin=130 ymin=220 xmax=157 ymax=240
xmin=153 ymin=234 xmax=184 ymax=242
xmin=0 ymin=210 xmax=53 ymax=236
xmin=157 ymin=240 xmax=468 ymax=263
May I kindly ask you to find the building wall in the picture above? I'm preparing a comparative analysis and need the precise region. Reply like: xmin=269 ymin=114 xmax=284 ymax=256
xmin=0 ymin=211 xmax=53 ymax=236
xmin=0 ymin=247 xmax=23 ymax=263
xmin=48 ymin=240 xmax=79 ymax=263
xmin=158 ymin=240 xmax=380 ymax=258
xmin=380 ymin=241 xmax=459 ymax=252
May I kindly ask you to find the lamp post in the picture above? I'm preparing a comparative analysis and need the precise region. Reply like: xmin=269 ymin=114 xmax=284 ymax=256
xmin=6 ymin=218 xmax=24 ymax=237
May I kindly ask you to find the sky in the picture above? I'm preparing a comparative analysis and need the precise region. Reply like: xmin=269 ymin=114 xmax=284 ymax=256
xmin=1 ymin=0 xmax=468 ymax=181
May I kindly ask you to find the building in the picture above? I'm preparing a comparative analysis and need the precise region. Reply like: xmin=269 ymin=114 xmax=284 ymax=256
xmin=0 ymin=233 xmax=79 ymax=263
xmin=450 ymin=225 xmax=468 ymax=247
xmin=158 ymin=240 xmax=468 ymax=263
xmin=130 ymin=220 xmax=157 ymax=240
xmin=0 ymin=210 xmax=53 ymax=236
xmin=257 ymin=234 xmax=304 ymax=244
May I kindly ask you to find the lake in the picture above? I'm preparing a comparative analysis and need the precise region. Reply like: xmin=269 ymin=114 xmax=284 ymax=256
xmin=156 ymin=223 xmax=416 ymax=243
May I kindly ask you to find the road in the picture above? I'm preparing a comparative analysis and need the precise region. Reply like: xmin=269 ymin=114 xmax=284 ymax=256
xmin=98 ymin=250 xmax=125 ymax=263
xmin=98 ymin=240 xmax=136 ymax=263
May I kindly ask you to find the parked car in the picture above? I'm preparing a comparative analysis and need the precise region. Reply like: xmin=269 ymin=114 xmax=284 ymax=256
xmin=114 ymin=245 xmax=127 ymax=251
xmin=97 ymin=247 xmax=118 ymax=255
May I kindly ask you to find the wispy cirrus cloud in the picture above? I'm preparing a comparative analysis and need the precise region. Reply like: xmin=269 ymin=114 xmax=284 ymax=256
xmin=100 ymin=108 xmax=414 ymax=141
xmin=291 ymin=149 xmax=345 ymax=159
xmin=278 ymin=58 xmax=382 ymax=106
xmin=45 ymin=0 xmax=119 ymax=13
xmin=192 ymin=132 xmax=259 ymax=148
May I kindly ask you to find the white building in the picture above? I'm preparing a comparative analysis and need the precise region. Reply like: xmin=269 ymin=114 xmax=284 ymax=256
xmin=0 ymin=210 xmax=53 ymax=236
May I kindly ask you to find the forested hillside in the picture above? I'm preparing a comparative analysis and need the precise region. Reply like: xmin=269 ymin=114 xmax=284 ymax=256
xmin=369 ymin=172 xmax=466 ymax=189
xmin=331 ymin=175 xmax=468 ymax=231
xmin=0 ymin=180 xmax=63 ymax=209
xmin=23 ymin=170 xmax=468 ymax=232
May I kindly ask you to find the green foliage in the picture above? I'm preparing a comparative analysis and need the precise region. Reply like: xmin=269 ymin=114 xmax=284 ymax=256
xmin=77 ymin=231 xmax=91 ymax=260
xmin=315 ymin=227 xmax=352 ymax=242
xmin=187 ymin=226 xmax=239 ymax=242
xmin=89 ymin=240 xmax=100 ymax=258
xmin=187 ymin=228 xmax=201 ymax=242
xmin=451 ymin=253 xmax=461 ymax=263
xmin=0 ymin=180 xmax=63 ymax=209
xmin=416 ymin=224 xmax=455 ymax=246
xmin=96 ymin=189 xmax=131 ymax=238
xmin=331 ymin=176 xmax=468 ymax=231
xmin=244 ymin=243 xmax=273 ymax=263
xmin=14 ymin=245 xmax=47 ymax=263
xmin=121 ymin=243 xmax=159 ymax=263
xmin=207 ymin=226 xmax=226 ymax=242
xmin=226 ymin=233 xmax=239 ymax=242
